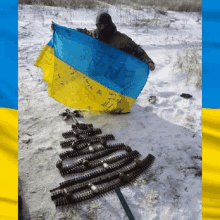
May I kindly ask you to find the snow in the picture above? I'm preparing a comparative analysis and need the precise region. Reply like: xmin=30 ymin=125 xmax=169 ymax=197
xmin=18 ymin=4 xmax=202 ymax=220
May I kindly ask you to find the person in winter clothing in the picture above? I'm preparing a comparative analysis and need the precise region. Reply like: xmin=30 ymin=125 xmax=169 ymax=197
xmin=51 ymin=12 xmax=155 ymax=71
xmin=76 ymin=12 xmax=155 ymax=71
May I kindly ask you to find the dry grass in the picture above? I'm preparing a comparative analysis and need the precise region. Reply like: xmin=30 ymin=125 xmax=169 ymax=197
xmin=173 ymin=48 xmax=202 ymax=88
xmin=19 ymin=0 xmax=202 ymax=12
xmin=102 ymin=0 xmax=201 ymax=12
xmin=130 ymin=12 xmax=171 ymax=27
xmin=18 ymin=0 xmax=99 ymax=9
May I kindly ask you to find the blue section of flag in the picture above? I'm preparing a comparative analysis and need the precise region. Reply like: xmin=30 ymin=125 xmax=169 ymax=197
xmin=0 ymin=1 xmax=18 ymax=109
xmin=203 ymin=0 xmax=220 ymax=11
xmin=51 ymin=23 xmax=149 ymax=100
xmin=203 ymin=1 xmax=220 ymax=108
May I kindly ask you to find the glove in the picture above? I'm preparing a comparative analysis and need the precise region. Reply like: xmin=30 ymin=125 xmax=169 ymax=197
xmin=148 ymin=62 xmax=155 ymax=71
xmin=51 ymin=22 xmax=54 ymax=31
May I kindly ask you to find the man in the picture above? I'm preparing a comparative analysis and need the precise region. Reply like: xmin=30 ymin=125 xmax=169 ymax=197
xmin=52 ymin=12 xmax=155 ymax=71
xmin=76 ymin=12 xmax=155 ymax=71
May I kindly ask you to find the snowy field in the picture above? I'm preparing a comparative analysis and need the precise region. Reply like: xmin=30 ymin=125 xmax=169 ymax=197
xmin=18 ymin=4 xmax=202 ymax=220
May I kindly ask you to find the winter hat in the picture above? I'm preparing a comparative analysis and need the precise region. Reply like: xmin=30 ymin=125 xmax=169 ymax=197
xmin=96 ymin=12 xmax=113 ymax=25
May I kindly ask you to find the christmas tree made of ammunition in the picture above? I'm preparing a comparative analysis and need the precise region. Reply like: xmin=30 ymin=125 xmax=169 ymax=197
xmin=50 ymin=109 xmax=155 ymax=207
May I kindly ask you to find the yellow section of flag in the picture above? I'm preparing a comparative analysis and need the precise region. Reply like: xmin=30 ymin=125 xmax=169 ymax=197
xmin=0 ymin=108 xmax=18 ymax=219
xmin=202 ymin=108 xmax=220 ymax=219
xmin=35 ymin=45 xmax=135 ymax=113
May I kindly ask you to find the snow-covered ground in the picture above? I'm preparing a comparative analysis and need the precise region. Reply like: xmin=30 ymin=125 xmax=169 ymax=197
xmin=18 ymin=4 xmax=202 ymax=220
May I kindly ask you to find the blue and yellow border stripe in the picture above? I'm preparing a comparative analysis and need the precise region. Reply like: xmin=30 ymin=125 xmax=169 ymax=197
xmin=1 ymin=0 xmax=220 ymax=219
xmin=202 ymin=0 xmax=220 ymax=219
xmin=0 ymin=0 xmax=18 ymax=219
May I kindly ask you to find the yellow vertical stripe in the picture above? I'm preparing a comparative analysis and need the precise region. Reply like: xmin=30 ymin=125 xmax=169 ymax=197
xmin=0 ymin=108 xmax=18 ymax=219
xmin=202 ymin=108 xmax=220 ymax=219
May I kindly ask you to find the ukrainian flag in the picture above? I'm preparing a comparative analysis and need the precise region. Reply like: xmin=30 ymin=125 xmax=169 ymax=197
xmin=0 ymin=1 xmax=18 ymax=219
xmin=35 ymin=23 xmax=149 ymax=113
xmin=202 ymin=1 xmax=220 ymax=218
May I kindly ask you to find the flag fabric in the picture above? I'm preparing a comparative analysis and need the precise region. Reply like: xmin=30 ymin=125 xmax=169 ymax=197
xmin=202 ymin=108 xmax=220 ymax=219
xmin=202 ymin=1 xmax=220 ymax=218
xmin=34 ymin=23 xmax=149 ymax=113
xmin=0 ymin=1 xmax=18 ymax=219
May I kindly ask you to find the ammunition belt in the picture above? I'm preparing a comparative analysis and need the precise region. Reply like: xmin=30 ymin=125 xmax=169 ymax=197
xmin=58 ymin=148 xmax=138 ymax=173
xmin=72 ymin=123 xmax=93 ymax=131
xmin=59 ymin=150 xmax=140 ymax=176
xmin=62 ymin=128 xmax=102 ymax=139
xmin=60 ymin=134 xmax=115 ymax=148
xmin=59 ymin=143 xmax=131 ymax=160
xmin=51 ymin=156 xmax=137 ymax=200
xmin=51 ymin=150 xmax=140 ymax=193
xmin=52 ymin=154 xmax=155 ymax=206
xmin=59 ymin=142 xmax=89 ymax=160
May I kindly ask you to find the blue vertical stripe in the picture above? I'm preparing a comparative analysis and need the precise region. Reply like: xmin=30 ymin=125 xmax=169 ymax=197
xmin=0 ymin=1 xmax=18 ymax=220
xmin=202 ymin=1 xmax=220 ymax=108
xmin=0 ymin=1 xmax=18 ymax=109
